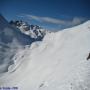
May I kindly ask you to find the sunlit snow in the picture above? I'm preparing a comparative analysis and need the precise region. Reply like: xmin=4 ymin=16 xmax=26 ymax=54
xmin=0 ymin=15 xmax=90 ymax=90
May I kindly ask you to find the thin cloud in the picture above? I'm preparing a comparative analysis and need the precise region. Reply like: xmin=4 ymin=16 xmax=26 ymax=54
xmin=19 ymin=14 xmax=85 ymax=26
xmin=41 ymin=17 xmax=65 ymax=24
xmin=68 ymin=17 xmax=85 ymax=26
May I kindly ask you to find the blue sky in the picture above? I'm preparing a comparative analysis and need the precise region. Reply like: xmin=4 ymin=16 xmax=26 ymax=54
xmin=0 ymin=0 xmax=90 ymax=30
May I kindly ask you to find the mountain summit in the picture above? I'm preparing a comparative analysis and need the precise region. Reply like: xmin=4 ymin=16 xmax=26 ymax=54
xmin=9 ymin=20 xmax=46 ymax=39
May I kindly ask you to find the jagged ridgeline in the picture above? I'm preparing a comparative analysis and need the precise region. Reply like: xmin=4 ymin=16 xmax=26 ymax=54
xmin=9 ymin=20 xmax=46 ymax=38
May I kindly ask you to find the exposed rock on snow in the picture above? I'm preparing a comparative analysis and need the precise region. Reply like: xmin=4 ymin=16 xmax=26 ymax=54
xmin=0 ymin=15 xmax=46 ymax=73
xmin=9 ymin=20 xmax=46 ymax=39
xmin=87 ymin=53 xmax=90 ymax=60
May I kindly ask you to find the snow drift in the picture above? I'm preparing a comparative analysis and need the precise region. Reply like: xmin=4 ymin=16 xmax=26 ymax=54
xmin=0 ymin=15 xmax=90 ymax=90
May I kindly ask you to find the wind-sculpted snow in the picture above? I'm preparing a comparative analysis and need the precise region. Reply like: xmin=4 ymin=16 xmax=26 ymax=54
xmin=0 ymin=15 xmax=90 ymax=90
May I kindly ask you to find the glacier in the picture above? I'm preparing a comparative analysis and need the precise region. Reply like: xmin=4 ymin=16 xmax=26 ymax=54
xmin=0 ymin=14 xmax=90 ymax=90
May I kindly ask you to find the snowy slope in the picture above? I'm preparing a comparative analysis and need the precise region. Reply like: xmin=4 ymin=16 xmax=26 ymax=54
xmin=0 ymin=15 xmax=90 ymax=90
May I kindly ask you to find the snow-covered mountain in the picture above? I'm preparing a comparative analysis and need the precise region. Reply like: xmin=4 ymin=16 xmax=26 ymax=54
xmin=0 ymin=14 xmax=90 ymax=90
xmin=0 ymin=14 xmax=46 ymax=73
xmin=9 ymin=20 xmax=46 ymax=39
